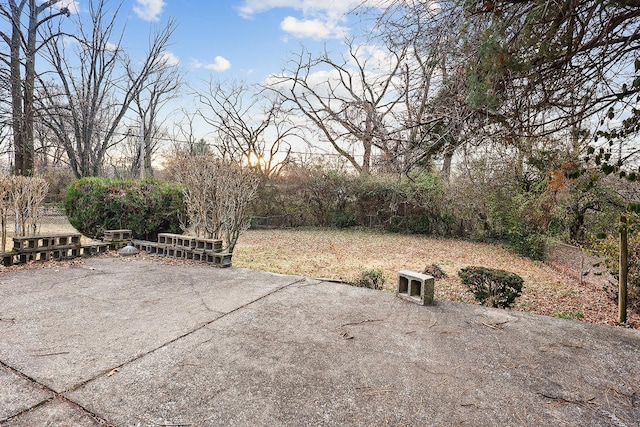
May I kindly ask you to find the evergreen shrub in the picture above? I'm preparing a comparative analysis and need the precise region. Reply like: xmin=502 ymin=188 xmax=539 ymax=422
xmin=458 ymin=266 xmax=524 ymax=308
xmin=64 ymin=177 xmax=186 ymax=240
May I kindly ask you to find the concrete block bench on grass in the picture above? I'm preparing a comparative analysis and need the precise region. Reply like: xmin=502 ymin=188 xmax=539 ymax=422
xmin=396 ymin=270 xmax=435 ymax=305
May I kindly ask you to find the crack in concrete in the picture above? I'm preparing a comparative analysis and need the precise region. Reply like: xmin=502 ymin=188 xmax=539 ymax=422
xmin=1 ymin=277 xmax=305 ymax=426
xmin=64 ymin=277 xmax=306 ymax=392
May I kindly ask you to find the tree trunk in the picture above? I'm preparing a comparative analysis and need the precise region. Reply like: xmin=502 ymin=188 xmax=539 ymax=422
xmin=441 ymin=147 xmax=455 ymax=183
xmin=9 ymin=2 xmax=24 ymax=175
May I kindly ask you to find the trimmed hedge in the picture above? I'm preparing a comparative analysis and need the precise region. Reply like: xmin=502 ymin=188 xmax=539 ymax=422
xmin=64 ymin=178 xmax=186 ymax=241
xmin=458 ymin=266 xmax=524 ymax=308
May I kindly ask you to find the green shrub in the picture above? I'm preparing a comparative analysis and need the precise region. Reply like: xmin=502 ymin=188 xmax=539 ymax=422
xmin=458 ymin=266 xmax=524 ymax=308
xmin=351 ymin=268 xmax=386 ymax=290
xmin=332 ymin=209 xmax=357 ymax=228
xmin=64 ymin=178 xmax=186 ymax=240
xmin=507 ymin=225 xmax=547 ymax=260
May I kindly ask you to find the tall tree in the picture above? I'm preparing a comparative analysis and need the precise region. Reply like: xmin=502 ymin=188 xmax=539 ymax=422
xmin=269 ymin=40 xmax=406 ymax=175
xmin=0 ymin=0 xmax=70 ymax=176
xmin=368 ymin=0 xmax=639 ymax=179
xmin=373 ymin=0 xmax=482 ymax=180
xmin=463 ymin=0 xmax=640 ymax=135
xmin=38 ymin=0 xmax=176 ymax=178
xmin=130 ymin=57 xmax=181 ymax=178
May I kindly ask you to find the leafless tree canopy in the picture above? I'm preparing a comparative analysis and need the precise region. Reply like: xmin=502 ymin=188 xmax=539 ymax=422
xmin=37 ymin=0 xmax=176 ymax=178
xmin=268 ymin=40 xmax=407 ymax=175
xmin=130 ymin=57 xmax=182 ymax=178
xmin=197 ymin=79 xmax=301 ymax=178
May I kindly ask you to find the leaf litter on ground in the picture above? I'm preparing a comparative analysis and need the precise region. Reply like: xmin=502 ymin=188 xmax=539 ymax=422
xmin=233 ymin=228 xmax=639 ymax=329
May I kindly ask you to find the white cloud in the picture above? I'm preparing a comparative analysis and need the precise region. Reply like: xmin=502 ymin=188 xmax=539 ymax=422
xmin=206 ymin=56 xmax=231 ymax=72
xmin=280 ymin=16 xmax=347 ymax=39
xmin=192 ymin=56 xmax=231 ymax=72
xmin=105 ymin=42 xmax=119 ymax=52
xmin=160 ymin=51 xmax=180 ymax=66
xmin=238 ymin=0 xmax=375 ymax=40
xmin=133 ymin=0 xmax=166 ymax=22
xmin=238 ymin=0 xmax=358 ymax=18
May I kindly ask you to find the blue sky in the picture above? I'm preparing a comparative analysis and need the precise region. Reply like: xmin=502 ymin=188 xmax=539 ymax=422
xmin=114 ymin=0 xmax=375 ymax=84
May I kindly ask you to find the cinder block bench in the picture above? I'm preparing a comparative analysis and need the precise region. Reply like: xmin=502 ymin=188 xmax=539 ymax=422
xmin=13 ymin=234 xmax=81 ymax=251
xmin=396 ymin=270 xmax=434 ymax=305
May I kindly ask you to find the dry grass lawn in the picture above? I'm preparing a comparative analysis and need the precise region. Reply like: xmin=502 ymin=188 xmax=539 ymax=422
xmin=234 ymin=228 xmax=639 ymax=328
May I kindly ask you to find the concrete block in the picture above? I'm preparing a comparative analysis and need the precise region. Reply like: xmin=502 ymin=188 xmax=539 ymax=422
xmin=207 ymin=252 xmax=232 ymax=268
xmin=166 ymin=247 xmax=186 ymax=259
xmin=176 ymin=236 xmax=196 ymax=249
xmin=196 ymin=238 xmax=223 ymax=252
xmin=158 ymin=233 xmax=183 ymax=246
xmin=396 ymin=270 xmax=434 ymax=305
xmin=157 ymin=233 xmax=172 ymax=245
xmin=103 ymin=229 xmax=132 ymax=242
xmin=14 ymin=234 xmax=82 ymax=252
xmin=192 ymin=251 xmax=205 ymax=262
xmin=132 ymin=240 xmax=145 ymax=250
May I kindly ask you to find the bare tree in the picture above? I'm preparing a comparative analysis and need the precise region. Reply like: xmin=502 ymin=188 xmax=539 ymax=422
xmin=10 ymin=175 xmax=48 ymax=236
xmin=268 ymin=40 xmax=406 ymax=175
xmin=173 ymin=154 xmax=259 ymax=253
xmin=197 ymin=80 xmax=300 ymax=178
xmin=170 ymin=109 xmax=210 ymax=155
xmin=130 ymin=58 xmax=181 ymax=178
xmin=0 ymin=0 xmax=70 ymax=176
xmin=38 ymin=0 xmax=176 ymax=178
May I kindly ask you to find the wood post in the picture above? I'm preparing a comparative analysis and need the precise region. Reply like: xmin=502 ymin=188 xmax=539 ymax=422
xmin=619 ymin=215 xmax=628 ymax=324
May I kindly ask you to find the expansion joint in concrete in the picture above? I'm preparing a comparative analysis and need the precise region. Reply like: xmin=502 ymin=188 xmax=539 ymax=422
xmin=0 ymin=360 xmax=115 ymax=426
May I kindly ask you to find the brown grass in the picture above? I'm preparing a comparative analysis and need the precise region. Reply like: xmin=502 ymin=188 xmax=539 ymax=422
xmin=234 ymin=228 xmax=639 ymax=328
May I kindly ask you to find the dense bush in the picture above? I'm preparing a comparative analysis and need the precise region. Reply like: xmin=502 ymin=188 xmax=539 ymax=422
xmin=458 ymin=266 xmax=524 ymax=308
xmin=245 ymin=156 xmax=629 ymax=264
xmin=249 ymin=165 xmax=451 ymax=234
xmin=64 ymin=178 xmax=186 ymax=240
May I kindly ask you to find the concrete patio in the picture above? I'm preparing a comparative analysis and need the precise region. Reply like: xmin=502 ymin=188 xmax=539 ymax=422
xmin=1 ymin=257 xmax=639 ymax=426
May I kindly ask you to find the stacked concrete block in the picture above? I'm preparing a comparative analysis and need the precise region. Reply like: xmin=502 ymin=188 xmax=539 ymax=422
xmin=135 ymin=233 xmax=231 ymax=267
xmin=102 ymin=229 xmax=132 ymax=249
xmin=1 ymin=228 xmax=233 ymax=268
xmin=11 ymin=234 xmax=82 ymax=264
xmin=396 ymin=270 xmax=435 ymax=305
xmin=2 ymin=231 xmax=127 ymax=266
